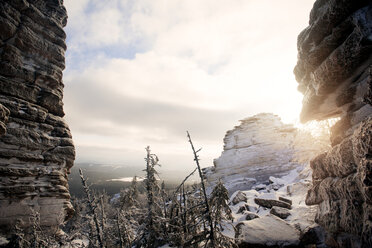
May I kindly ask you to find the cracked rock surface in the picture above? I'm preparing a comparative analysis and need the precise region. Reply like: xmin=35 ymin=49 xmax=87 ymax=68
xmin=295 ymin=0 xmax=372 ymax=247
xmin=0 ymin=0 xmax=74 ymax=232
xmin=204 ymin=113 xmax=302 ymax=194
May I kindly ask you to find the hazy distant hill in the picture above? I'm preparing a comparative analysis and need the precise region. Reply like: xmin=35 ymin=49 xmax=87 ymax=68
xmin=68 ymin=163 xmax=179 ymax=197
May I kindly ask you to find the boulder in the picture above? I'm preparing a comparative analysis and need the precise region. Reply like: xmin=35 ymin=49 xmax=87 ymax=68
xmin=231 ymin=191 xmax=248 ymax=205
xmin=236 ymin=215 xmax=300 ymax=247
xmin=270 ymin=206 xmax=291 ymax=219
xmin=254 ymin=198 xmax=292 ymax=210
xmin=245 ymin=212 xmax=259 ymax=221
xmin=279 ymin=197 xmax=292 ymax=205
xmin=254 ymin=184 xmax=267 ymax=191
xmin=299 ymin=224 xmax=326 ymax=247
xmin=237 ymin=204 xmax=250 ymax=214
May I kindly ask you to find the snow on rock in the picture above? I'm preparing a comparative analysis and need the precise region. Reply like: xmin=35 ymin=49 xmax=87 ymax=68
xmin=294 ymin=0 xmax=372 ymax=245
xmin=230 ymin=191 xmax=248 ymax=205
xmin=229 ymin=177 xmax=322 ymax=247
xmin=236 ymin=215 xmax=300 ymax=247
xmin=270 ymin=206 xmax=291 ymax=219
xmin=254 ymin=198 xmax=292 ymax=210
xmin=204 ymin=113 xmax=302 ymax=193
xmin=207 ymin=113 xmax=330 ymax=247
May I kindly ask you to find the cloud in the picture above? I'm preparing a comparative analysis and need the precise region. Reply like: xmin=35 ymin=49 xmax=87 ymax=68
xmin=64 ymin=73 xmax=243 ymax=141
xmin=65 ymin=0 xmax=135 ymax=48
xmin=63 ymin=0 xmax=315 ymax=174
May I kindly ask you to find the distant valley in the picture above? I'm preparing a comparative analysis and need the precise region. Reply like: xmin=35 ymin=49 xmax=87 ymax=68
xmin=68 ymin=163 xmax=183 ymax=197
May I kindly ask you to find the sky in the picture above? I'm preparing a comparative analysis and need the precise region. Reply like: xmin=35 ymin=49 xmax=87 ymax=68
xmin=63 ymin=0 xmax=315 ymax=180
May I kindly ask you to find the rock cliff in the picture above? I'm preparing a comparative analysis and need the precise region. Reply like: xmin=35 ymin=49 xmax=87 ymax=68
xmin=0 ymin=0 xmax=74 ymax=232
xmin=294 ymin=0 xmax=372 ymax=246
xmin=205 ymin=113 xmax=329 ymax=247
xmin=204 ymin=113 xmax=302 ymax=193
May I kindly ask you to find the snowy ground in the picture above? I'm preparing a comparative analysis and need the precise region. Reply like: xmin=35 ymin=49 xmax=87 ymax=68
xmin=220 ymin=164 xmax=322 ymax=247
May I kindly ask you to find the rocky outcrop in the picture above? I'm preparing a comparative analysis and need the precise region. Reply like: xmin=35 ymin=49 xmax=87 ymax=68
xmin=0 ymin=0 xmax=74 ymax=232
xmin=204 ymin=113 xmax=301 ymax=193
xmin=294 ymin=0 xmax=372 ymax=246
xmin=208 ymin=113 xmax=327 ymax=246
xmin=230 ymin=172 xmax=322 ymax=247
xmin=254 ymin=198 xmax=292 ymax=210
xmin=236 ymin=215 xmax=300 ymax=247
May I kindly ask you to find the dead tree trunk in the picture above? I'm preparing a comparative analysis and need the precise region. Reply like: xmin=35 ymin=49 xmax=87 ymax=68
xmin=116 ymin=211 xmax=124 ymax=248
xmin=187 ymin=131 xmax=215 ymax=247
xmin=100 ymin=195 xmax=107 ymax=246
xmin=79 ymin=169 xmax=104 ymax=248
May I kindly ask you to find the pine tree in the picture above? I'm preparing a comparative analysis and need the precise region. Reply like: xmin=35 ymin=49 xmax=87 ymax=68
xmin=120 ymin=175 xmax=140 ymax=210
xmin=130 ymin=176 xmax=139 ymax=201
xmin=209 ymin=179 xmax=237 ymax=248
xmin=116 ymin=210 xmax=135 ymax=248
xmin=160 ymin=181 xmax=167 ymax=217
xmin=136 ymin=146 xmax=164 ymax=248
xmin=210 ymin=179 xmax=233 ymax=229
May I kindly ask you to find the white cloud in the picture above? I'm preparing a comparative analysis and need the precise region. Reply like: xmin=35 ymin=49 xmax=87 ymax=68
xmin=65 ymin=0 xmax=141 ymax=50
xmin=63 ymin=0 xmax=315 ymax=173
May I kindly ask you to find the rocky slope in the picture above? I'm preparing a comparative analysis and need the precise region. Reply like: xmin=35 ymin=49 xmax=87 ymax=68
xmin=0 ymin=0 xmax=74 ymax=232
xmin=205 ymin=113 xmax=328 ymax=247
xmin=228 ymin=177 xmax=324 ymax=248
xmin=204 ymin=113 xmax=303 ymax=193
xmin=294 ymin=0 xmax=372 ymax=247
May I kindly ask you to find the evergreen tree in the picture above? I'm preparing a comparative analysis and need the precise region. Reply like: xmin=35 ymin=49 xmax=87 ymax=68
xmin=116 ymin=210 xmax=135 ymax=248
xmin=120 ymin=175 xmax=140 ymax=210
xmin=131 ymin=176 xmax=139 ymax=201
xmin=210 ymin=179 xmax=233 ymax=228
xmin=160 ymin=180 xmax=167 ymax=217
xmin=209 ymin=179 xmax=237 ymax=248
xmin=136 ymin=146 xmax=164 ymax=248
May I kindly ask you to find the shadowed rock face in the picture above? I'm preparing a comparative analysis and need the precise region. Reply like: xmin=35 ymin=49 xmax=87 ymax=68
xmin=0 ymin=0 xmax=74 ymax=232
xmin=295 ymin=0 xmax=371 ymax=246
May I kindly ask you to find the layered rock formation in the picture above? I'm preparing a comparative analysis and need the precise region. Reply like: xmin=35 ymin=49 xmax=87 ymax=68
xmin=0 ymin=0 xmax=74 ymax=232
xmin=205 ymin=113 xmax=331 ymax=246
xmin=204 ymin=113 xmax=301 ymax=193
xmin=294 ymin=0 xmax=372 ymax=246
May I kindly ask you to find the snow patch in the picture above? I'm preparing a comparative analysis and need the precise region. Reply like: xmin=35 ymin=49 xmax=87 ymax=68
xmin=237 ymin=215 xmax=300 ymax=246
xmin=107 ymin=176 xmax=145 ymax=182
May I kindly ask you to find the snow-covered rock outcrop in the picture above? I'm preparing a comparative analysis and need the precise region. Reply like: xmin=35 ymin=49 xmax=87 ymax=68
xmin=205 ymin=113 xmax=330 ymax=247
xmin=204 ymin=113 xmax=302 ymax=193
xmin=228 ymin=173 xmax=324 ymax=247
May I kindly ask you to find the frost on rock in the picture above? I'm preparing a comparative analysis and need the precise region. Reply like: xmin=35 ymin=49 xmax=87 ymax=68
xmin=207 ymin=113 xmax=329 ymax=247
xmin=204 ymin=113 xmax=304 ymax=194
xmin=236 ymin=215 xmax=300 ymax=247
xmin=294 ymin=0 xmax=372 ymax=245
xmin=226 ymin=172 xmax=325 ymax=247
